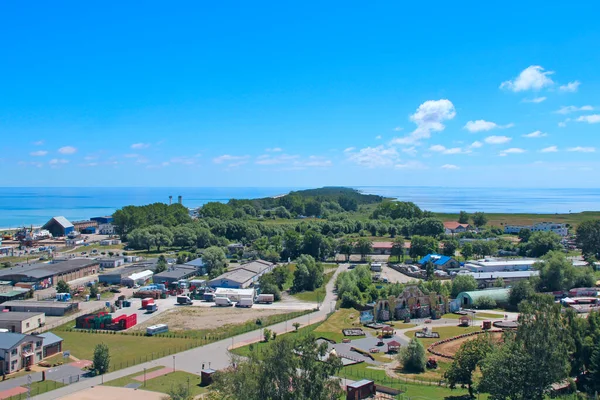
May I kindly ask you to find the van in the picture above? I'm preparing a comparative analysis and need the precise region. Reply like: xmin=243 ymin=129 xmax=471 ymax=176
xmin=214 ymin=297 xmax=233 ymax=307
xmin=236 ymin=298 xmax=253 ymax=308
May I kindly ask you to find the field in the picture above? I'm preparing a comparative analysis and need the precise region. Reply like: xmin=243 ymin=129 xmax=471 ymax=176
xmin=106 ymin=368 xmax=207 ymax=397
xmin=313 ymin=308 xmax=364 ymax=343
xmin=434 ymin=211 xmax=600 ymax=229
xmin=292 ymin=270 xmax=335 ymax=303
xmin=430 ymin=331 xmax=503 ymax=359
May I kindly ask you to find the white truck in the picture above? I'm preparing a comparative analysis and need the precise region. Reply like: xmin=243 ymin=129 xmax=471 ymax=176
xmin=214 ymin=296 xmax=233 ymax=307
xmin=236 ymin=298 xmax=253 ymax=308
xmin=176 ymin=295 xmax=193 ymax=305
xmin=256 ymin=293 xmax=274 ymax=304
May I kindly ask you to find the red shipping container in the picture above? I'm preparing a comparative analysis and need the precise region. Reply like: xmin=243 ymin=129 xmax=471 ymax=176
xmin=141 ymin=298 xmax=154 ymax=308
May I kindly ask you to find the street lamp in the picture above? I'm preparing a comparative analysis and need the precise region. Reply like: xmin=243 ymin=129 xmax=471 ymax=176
xmin=173 ymin=356 xmax=175 ymax=372
xmin=144 ymin=368 xmax=146 ymax=387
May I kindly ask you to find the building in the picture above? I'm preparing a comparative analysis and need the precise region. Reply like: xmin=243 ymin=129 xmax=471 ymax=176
xmin=42 ymin=217 xmax=74 ymax=237
xmin=419 ymin=254 xmax=460 ymax=270
xmin=0 ymin=301 xmax=78 ymax=316
xmin=183 ymin=258 xmax=207 ymax=275
xmin=0 ymin=312 xmax=45 ymax=333
xmin=391 ymin=285 xmax=449 ymax=320
xmin=464 ymin=258 xmax=537 ymax=273
xmin=0 ymin=332 xmax=63 ymax=374
xmin=98 ymin=258 xmax=125 ymax=269
xmin=227 ymin=243 xmax=244 ymax=255
xmin=91 ymin=217 xmax=116 ymax=235
xmin=100 ymin=239 xmax=121 ymax=246
xmin=504 ymin=222 xmax=568 ymax=237
xmin=457 ymin=271 xmax=539 ymax=288
xmin=0 ymin=288 xmax=30 ymax=303
xmin=0 ymin=259 xmax=99 ymax=289
xmin=346 ymin=379 xmax=376 ymax=400
xmin=214 ymin=288 xmax=255 ymax=302
xmin=72 ymin=220 xmax=98 ymax=234
xmin=208 ymin=260 xmax=275 ymax=289
xmin=121 ymin=270 xmax=153 ymax=287
xmin=444 ymin=221 xmax=472 ymax=235
xmin=99 ymin=264 xmax=152 ymax=285
xmin=152 ymin=265 xmax=197 ymax=285
xmin=372 ymin=242 xmax=393 ymax=255
xmin=456 ymin=288 xmax=510 ymax=307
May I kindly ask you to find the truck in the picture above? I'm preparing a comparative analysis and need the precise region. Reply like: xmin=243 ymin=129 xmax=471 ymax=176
xmin=256 ymin=293 xmax=274 ymax=304
xmin=146 ymin=303 xmax=158 ymax=313
xmin=176 ymin=295 xmax=193 ymax=305
xmin=203 ymin=292 xmax=215 ymax=302
xmin=214 ymin=296 xmax=233 ymax=307
xmin=236 ymin=298 xmax=253 ymax=308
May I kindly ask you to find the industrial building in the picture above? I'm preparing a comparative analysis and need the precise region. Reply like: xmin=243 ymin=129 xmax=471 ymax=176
xmin=464 ymin=258 xmax=537 ymax=273
xmin=121 ymin=270 xmax=153 ymax=287
xmin=183 ymin=257 xmax=206 ymax=275
xmin=42 ymin=216 xmax=74 ymax=237
xmin=214 ymin=288 xmax=255 ymax=302
xmin=91 ymin=216 xmax=116 ymax=235
xmin=98 ymin=258 xmax=125 ymax=268
xmin=208 ymin=260 xmax=274 ymax=289
xmin=0 ymin=259 xmax=99 ymax=289
xmin=504 ymin=222 xmax=568 ymax=237
xmin=419 ymin=254 xmax=460 ymax=270
xmin=0 ymin=300 xmax=79 ymax=316
xmin=0 ymin=332 xmax=63 ymax=374
xmin=0 ymin=312 xmax=45 ymax=333
xmin=456 ymin=288 xmax=510 ymax=307
xmin=72 ymin=220 xmax=98 ymax=234
xmin=98 ymin=264 xmax=154 ymax=286
xmin=0 ymin=288 xmax=30 ymax=303
xmin=152 ymin=265 xmax=197 ymax=285
xmin=457 ymin=270 xmax=539 ymax=288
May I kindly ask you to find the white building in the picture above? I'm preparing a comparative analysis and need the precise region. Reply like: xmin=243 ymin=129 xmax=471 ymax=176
xmin=98 ymin=258 xmax=125 ymax=269
xmin=457 ymin=270 xmax=539 ymax=288
xmin=214 ymin=288 xmax=255 ymax=302
xmin=465 ymin=258 xmax=537 ymax=273
xmin=97 ymin=223 xmax=116 ymax=235
xmin=504 ymin=222 xmax=568 ymax=237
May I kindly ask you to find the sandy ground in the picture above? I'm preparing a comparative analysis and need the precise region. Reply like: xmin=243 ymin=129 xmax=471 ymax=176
xmin=58 ymin=386 xmax=164 ymax=400
xmin=131 ymin=305 xmax=293 ymax=331
xmin=430 ymin=331 xmax=503 ymax=358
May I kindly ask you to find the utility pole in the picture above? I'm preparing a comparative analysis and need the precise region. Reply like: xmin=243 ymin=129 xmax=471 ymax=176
xmin=144 ymin=368 xmax=146 ymax=387
xmin=173 ymin=355 xmax=175 ymax=372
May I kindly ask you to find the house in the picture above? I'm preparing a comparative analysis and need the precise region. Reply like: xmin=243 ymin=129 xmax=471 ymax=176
xmin=98 ymin=258 xmax=125 ymax=269
xmin=418 ymin=254 xmax=459 ymax=270
xmin=504 ymin=222 xmax=568 ymax=237
xmin=91 ymin=217 xmax=116 ymax=235
xmin=42 ymin=217 xmax=74 ymax=237
xmin=0 ymin=332 xmax=64 ymax=374
xmin=208 ymin=260 xmax=275 ymax=289
xmin=152 ymin=265 xmax=196 ymax=285
xmin=0 ymin=312 xmax=45 ymax=333
xmin=393 ymin=285 xmax=449 ymax=320
xmin=456 ymin=288 xmax=510 ymax=307
xmin=444 ymin=221 xmax=472 ymax=235
xmin=227 ymin=243 xmax=245 ymax=255
xmin=38 ymin=332 xmax=63 ymax=358
xmin=372 ymin=242 xmax=393 ymax=255
xmin=0 ymin=300 xmax=78 ymax=316
xmin=346 ymin=379 xmax=376 ymax=400
xmin=464 ymin=258 xmax=536 ymax=273
xmin=0 ymin=259 xmax=99 ymax=289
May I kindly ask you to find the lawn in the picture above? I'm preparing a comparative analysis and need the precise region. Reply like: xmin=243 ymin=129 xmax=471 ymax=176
xmin=4 ymin=381 xmax=66 ymax=400
xmin=106 ymin=368 xmax=207 ymax=397
xmin=292 ymin=270 xmax=335 ymax=303
xmin=407 ymin=325 xmax=482 ymax=348
xmin=433 ymin=211 xmax=600 ymax=229
xmin=313 ymin=308 xmax=364 ymax=343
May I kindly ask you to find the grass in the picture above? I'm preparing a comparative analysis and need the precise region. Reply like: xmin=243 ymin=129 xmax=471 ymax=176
xmin=106 ymin=369 xmax=207 ymax=397
xmin=64 ymin=244 xmax=125 ymax=254
xmin=104 ymin=366 xmax=164 ymax=387
xmin=433 ymin=211 xmax=600 ymax=229
xmin=313 ymin=308 xmax=364 ymax=343
xmin=40 ymin=352 xmax=75 ymax=366
xmin=3 ymin=381 xmax=66 ymax=400
xmin=292 ymin=270 xmax=335 ymax=303
xmin=407 ymin=325 xmax=482 ymax=348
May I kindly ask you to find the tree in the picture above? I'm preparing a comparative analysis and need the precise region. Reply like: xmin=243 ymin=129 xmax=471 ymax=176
xmin=128 ymin=228 xmax=153 ymax=252
xmin=441 ymin=239 xmax=458 ymax=257
xmin=522 ymin=231 xmax=561 ymax=257
xmin=445 ymin=334 xmax=495 ymax=398
xmin=471 ymin=212 xmax=488 ymax=228
xmin=518 ymin=228 xmax=532 ymax=243
xmin=338 ymin=195 xmax=358 ymax=212
xmin=508 ymin=280 xmax=535 ymax=310
xmin=399 ymin=338 xmax=426 ymax=373
xmin=493 ymin=277 xmax=505 ymax=288
xmin=425 ymin=261 xmax=435 ymax=281
xmin=56 ymin=280 xmax=70 ymax=294
xmin=391 ymin=238 xmax=405 ymax=262
xmin=203 ymin=247 xmax=228 ymax=277
xmin=576 ymin=220 xmax=600 ymax=258
xmin=302 ymin=230 xmax=324 ymax=260
xmin=458 ymin=211 xmax=470 ymax=224
xmin=354 ymin=238 xmax=373 ymax=261
xmin=408 ymin=236 xmax=438 ymax=260
xmin=263 ymin=328 xmax=272 ymax=342
xmin=589 ymin=343 xmax=600 ymax=394
xmin=474 ymin=296 xmax=496 ymax=309
xmin=451 ymin=275 xmax=478 ymax=298
xmin=338 ymin=238 xmax=353 ymax=262
xmin=172 ymin=226 xmax=196 ymax=248
xmin=93 ymin=343 xmax=111 ymax=375
xmin=199 ymin=202 xmax=234 ymax=219
xmin=163 ymin=383 xmax=193 ymax=400
xmin=155 ymin=255 xmax=168 ymax=274
xmin=304 ymin=200 xmax=322 ymax=217
xmin=460 ymin=242 xmax=474 ymax=260
xmin=282 ymin=230 xmax=302 ymax=260
xmin=535 ymin=250 xmax=575 ymax=292
xmin=271 ymin=266 xmax=291 ymax=290
xmin=211 ymin=335 xmax=343 ymax=400
xmin=89 ymin=284 xmax=99 ymax=298
xmin=293 ymin=322 xmax=301 ymax=332
xmin=149 ymin=225 xmax=174 ymax=252
xmin=293 ymin=255 xmax=324 ymax=293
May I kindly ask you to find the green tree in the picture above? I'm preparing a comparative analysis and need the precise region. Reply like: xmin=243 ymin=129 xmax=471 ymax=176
xmin=263 ymin=328 xmax=272 ymax=342
xmin=302 ymin=230 xmax=324 ymax=260
xmin=93 ymin=343 xmax=111 ymax=375
xmin=451 ymin=275 xmax=478 ymax=298
xmin=589 ymin=343 xmax=600 ymax=394
xmin=172 ymin=226 xmax=197 ymax=248
xmin=471 ymin=212 xmax=488 ymax=228
xmin=56 ymin=280 xmax=70 ymax=294
xmin=128 ymin=228 xmax=153 ymax=252
xmin=163 ymin=383 xmax=193 ymax=400
xmin=199 ymin=202 xmax=234 ymax=219
xmin=155 ymin=255 xmax=168 ymax=274
xmin=293 ymin=322 xmax=301 ymax=332
xmin=518 ymin=228 xmax=532 ymax=242
xmin=493 ymin=277 xmax=505 ymax=288
xmin=460 ymin=242 xmax=474 ymax=260
xmin=203 ymin=246 xmax=228 ymax=277
xmin=89 ymin=284 xmax=99 ymax=298
xmin=271 ymin=266 xmax=291 ymax=290
xmin=408 ymin=236 xmax=438 ymax=260
xmin=282 ymin=230 xmax=302 ymax=260
xmin=354 ymin=238 xmax=373 ymax=261
xmin=474 ymin=296 xmax=496 ymax=309
xmin=304 ymin=200 xmax=322 ymax=217
xmin=293 ymin=255 xmax=324 ymax=293
xmin=522 ymin=231 xmax=562 ymax=257
xmin=399 ymin=338 xmax=426 ymax=373
xmin=535 ymin=250 xmax=575 ymax=292
xmin=508 ymin=280 xmax=535 ymax=311
xmin=458 ymin=211 xmax=470 ymax=224
xmin=445 ymin=334 xmax=495 ymax=398
xmin=441 ymin=239 xmax=458 ymax=257
xmin=149 ymin=225 xmax=174 ymax=252
xmin=576 ymin=220 xmax=600 ymax=258
xmin=425 ymin=260 xmax=435 ymax=281
xmin=338 ymin=238 xmax=353 ymax=262
xmin=391 ymin=238 xmax=405 ymax=262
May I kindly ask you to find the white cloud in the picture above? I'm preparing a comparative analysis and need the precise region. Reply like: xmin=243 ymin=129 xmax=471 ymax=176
xmin=170 ymin=156 xmax=200 ymax=165
xmin=469 ymin=141 xmax=483 ymax=149
xmin=428 ymin=144 xmax=468 ymax=155
xmin=131 ymin=143 xmax=150 ymax=149
xmin=576 ymin=115 xmax=600 ymax=124
xmin=296 ymin=156 xmax=332 ymax=168
xmin=499 ymin=148 xmax=526 ymax=156
xmin=256 ymin=154 xmax=299 ymax=165
xmin=500 ymin=65 xmax=554 ymax=92
xmin=395 ymin=160 xmax=427 ymax=169
xmin=567 ymin=146 xmax=596 ymax=153
xmin=58 ymin=146 xmax=77 ymax=155
xmin=558 ymin=121 xmax=567 ymax=128
xmin=484 ymin=135 xmax=512 ymax=145
xmin=375 ymin=135 xmax=382 ymax=140
xmin=441 ymin=164 xmax=460 ymax=170
xmin=80 ymin=162 xmax=99 ymax=167
xmin=522 ymin=97 xmax=547 ymax=103
xmin=429 ymin=145 xmax=446 ymax=152
xmin=540 ymin=146 xmax=558 ymax=153
xmin=555 ymin=105 xmax=593 ymax=114
xmin=33 ymin=140 xmax=44 ymax=146
xmin=30 ymin=150 xmax=48 ymax=156
xmin=559 ymin=81 xmax=581 ymax=92
xmin=49 ymin=158 xmax=69 ymax=165
xmin=391 ymin=99 xmax=456 ymax=145
xmin=345 ymin=146 xmax=400 ymax=168
xmin=522 ymin=130 xmax=548 ymax=138
xmin=344 ymin=147 xmax=356 ymax=153
xmin=402 ymin=147 xmax=418 ymax=157
xmin=464 ymin=120 xmax=513 ymax=133
xmin=213 ymin=154 xmax=250 ymax=167
xmin=124 ymin=153 xmax=139 ymax=158
xmin=265 ymin=147 xmax=283 ymax=152
xmin=393 ymin=127 xmax=403 ymax=132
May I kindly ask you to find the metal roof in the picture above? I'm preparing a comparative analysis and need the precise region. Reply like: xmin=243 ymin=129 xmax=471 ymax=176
xmin=457 ymin=288 xmax=510 ymax=303
xmin=229 ymin=260 xmax=273 ymax=274
xmin=0 ymin=300 xmax=74 ymax=309
xmin=348 ymin=379 xmax=373 ymax=389
xmin=209 ymin=269 xmax=255 ymax=285
xmin=0 ymin=259 xmax=98 ymax=280
xmin=39 ymin=332 xmax=63 ymax=347
xmin=0 ymin=333 xmax=32 ymax=350
xmin=153 ymin=266 xmax=196 ymax=280
xmin=419 ymin=254 xmax=454 ymax=266
xmin=0 ymin=312 xmax=43 ymax=322
xmin=184 ymin=258 xmax=205 ymax=268
xmin=45 ymin=216 xmax=74 ymax=229
xmin=463 ymin=271 xmax=539 ymax=280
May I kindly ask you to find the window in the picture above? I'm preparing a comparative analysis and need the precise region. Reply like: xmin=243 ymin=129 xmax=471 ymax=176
xmin=11 ymin=349 xmax=17 ymax=356
xmin=26 ymin=322 xmax=30 ymax=328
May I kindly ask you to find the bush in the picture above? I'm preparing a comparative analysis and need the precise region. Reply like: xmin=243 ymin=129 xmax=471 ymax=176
xmin=474 ymin=296 xmax=497 ymax=310
xmin=399 ymin=338 xmax=426 ymax=373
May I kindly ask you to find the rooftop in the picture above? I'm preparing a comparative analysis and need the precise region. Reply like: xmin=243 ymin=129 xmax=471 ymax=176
xmin=457 ymin=288 xmax=511 ymax=302
xmin=44 ymin=216 xmax=74 ymax=229
xmin=38 ymin=332 xmax=63 ymax=347
xmin=419 ymin=254 xmax=454 ymax=266
xmin=210 ymin=268 xmax=256 ymax=285
xmin=0 ymin=259 xmax=99 ymax=280
xmin=229 ymin=260 xmax=273 ymax=275
xmin=347 ymin=379 xmax=373 ymax=389
xmin=461 ymin=271 xmax=539 ymax=279
xmin=0 ymin=311 xmax=44 ymax=321
xmin=153 ymin=265 xmax=196 ymax=280
xmin=0 ymin=332 xmax=35 ymax=350
xmin=444 ymin=221 xmax=471 ymax=230
xmin=1 ymin=300 xmax=75 ymax=309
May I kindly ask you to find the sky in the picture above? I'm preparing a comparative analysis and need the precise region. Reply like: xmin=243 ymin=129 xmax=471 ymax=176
xmin=1 ymin=1 xmax=599 ymax=188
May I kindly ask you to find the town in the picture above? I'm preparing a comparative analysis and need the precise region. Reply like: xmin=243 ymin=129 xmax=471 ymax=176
xmin=0 ymin=188 xmax=598 ymax=400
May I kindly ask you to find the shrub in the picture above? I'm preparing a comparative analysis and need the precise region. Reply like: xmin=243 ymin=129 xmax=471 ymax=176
xmin=474 ymin=296 xmax=497 ymax=310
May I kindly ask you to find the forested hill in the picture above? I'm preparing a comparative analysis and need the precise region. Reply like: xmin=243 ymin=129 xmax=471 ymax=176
xmin=286 ymin=187 xmax=383 ymax=204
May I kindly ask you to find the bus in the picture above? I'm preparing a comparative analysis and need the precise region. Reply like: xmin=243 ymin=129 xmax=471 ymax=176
xmin=146 ymin=324 xmax=169 ymax=336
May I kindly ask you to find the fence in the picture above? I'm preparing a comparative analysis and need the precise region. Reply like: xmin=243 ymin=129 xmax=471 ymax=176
xmin=3 ymin=372 xmax=87 ymax=400
xmin=343 ymin=365 xmax=450 ymax=389
xmin=37 ymin=303 xmax=107 ymax=333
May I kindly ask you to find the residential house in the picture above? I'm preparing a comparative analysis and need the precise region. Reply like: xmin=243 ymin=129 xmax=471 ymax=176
xmin=504 ymin=222 xmax=568 ymax=237
xmin=443 ymin=221 xmax=472 ymax=235
xmin=371 ymin=242 xmax=393 ymax=255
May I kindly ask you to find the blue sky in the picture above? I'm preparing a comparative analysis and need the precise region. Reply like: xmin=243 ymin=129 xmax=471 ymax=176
xmin=1 ymin=1 xmax=599 ymax=188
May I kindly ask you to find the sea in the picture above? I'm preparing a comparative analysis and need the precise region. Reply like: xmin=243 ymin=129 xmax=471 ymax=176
xmin=0 ymin=186 xmax=599 ymax=228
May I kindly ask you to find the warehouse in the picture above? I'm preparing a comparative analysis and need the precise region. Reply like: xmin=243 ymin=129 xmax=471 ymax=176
xmin=457 ymin=270 xmax=539 ymax=288
xmin=0 ymin=312 xmax=45 ymax=333
xmin=456 ymin=288 xmax=510 ymax=307
xmin=98 ymin=265 xmax=152 ymax=286
xmin=121 ymin=270 xmax=153 ymax=287
xmin=464 ymin=258 xmax=537 ymax=273
xmin=0 ymin=288 xmax=30 ymax=303
xmin=98 ymin=258 xmax=125 ymax=268
xmin=0 ymin=300 xmax=79 ymax=316
xmin=152 ymin=265 xmax=196 ymax=285
xmin=0 ymin=259 xmax=99 ymax=288
xmin=42 ymin=216 xmax=74 ymax=237
xmin=208 ymin=260 xmax=275 ymax=289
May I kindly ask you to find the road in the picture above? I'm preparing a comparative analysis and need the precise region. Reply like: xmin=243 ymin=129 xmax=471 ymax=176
xmin=32 ymin=263 xmax=350 ymax=400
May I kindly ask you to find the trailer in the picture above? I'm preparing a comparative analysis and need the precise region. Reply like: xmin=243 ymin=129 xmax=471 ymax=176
xmin=236 ymin=298 xmax=253 ymax=308
xmin=256 ymin=293 xmax=274 ymax=304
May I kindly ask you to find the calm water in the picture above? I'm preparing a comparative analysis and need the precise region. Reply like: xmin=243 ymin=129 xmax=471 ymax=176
xmin=1 ymin=186 xmax=599 ymax=228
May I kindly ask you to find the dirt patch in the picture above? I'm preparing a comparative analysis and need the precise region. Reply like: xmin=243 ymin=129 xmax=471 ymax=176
xmin=430 ymin=332 xmax=503 ymax=358
xmin=131 ymin=306 xmax=291 ymax=332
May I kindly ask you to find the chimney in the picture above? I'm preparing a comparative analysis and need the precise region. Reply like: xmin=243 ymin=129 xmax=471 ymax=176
xmin=178 ymin=196 xmax=182 ymax=205
xmin=169 ymin=196 xmax=173 ymax=205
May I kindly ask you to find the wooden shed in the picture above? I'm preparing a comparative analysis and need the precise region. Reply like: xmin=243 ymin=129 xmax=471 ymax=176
xmin=346 ymin=379 xmax=375 ymax=400
xmin=201 ymin=368 xmax=216 ymax=386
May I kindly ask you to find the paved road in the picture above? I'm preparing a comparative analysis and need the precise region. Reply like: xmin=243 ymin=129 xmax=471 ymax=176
xmin=32 ymin=263 xmax=349 ymax=400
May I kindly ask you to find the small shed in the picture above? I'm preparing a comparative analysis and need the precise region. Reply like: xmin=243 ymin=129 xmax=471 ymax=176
xmin=381 ymin=326 xmax=394 ymax=337
xmin=201 ymin=368 xmax=216 ymax=386
xmin=387 ymin=340 xmax=401 ymax=353
xmin=459 ymin=315 xmax=472 ymax=327
xmin=346 ymin=379 xmax=375 ymax=400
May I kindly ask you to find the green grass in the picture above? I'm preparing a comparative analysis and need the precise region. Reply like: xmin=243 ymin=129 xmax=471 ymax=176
xmin=313 ymin=308 xmax=364 ymax=343
xmin=106 ymin=369 xmax=207 ymax=397
xmin=407 ymin=325 xmax=482 ymax=348
xmin=292 ymin=270 xmax=335 ymax=303
xmin=433 ymin=211 xmax=600 ymax=229
xmin=104 ymin=366 xmax=164 ymax=387
xmin=4 ymin=381 xmax=66 ymax=400
xmin=64 ymin=244 xmax=124 ymax=254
